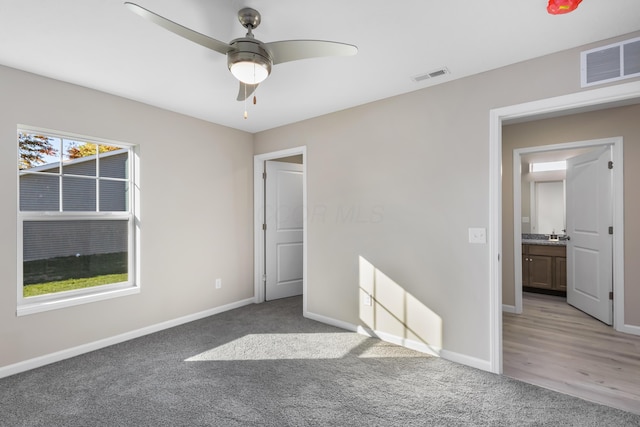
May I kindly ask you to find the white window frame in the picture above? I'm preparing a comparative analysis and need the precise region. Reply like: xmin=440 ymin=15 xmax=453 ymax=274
xmin=17 ymin=126 xmax=140 ymax=316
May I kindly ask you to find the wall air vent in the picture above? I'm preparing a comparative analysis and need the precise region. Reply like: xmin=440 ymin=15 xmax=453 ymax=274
xmin=411 ymin=67 xmax=450 ymax=83
xmin=581 ymin=36 xmax=640 ymax=87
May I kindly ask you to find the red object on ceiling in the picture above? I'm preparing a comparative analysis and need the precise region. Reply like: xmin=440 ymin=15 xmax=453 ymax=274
xmin=547 ymin=0 xmax=583 ymax=14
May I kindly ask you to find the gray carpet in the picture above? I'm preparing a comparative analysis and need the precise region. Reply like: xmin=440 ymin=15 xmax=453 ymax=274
xmin=1 ymin=297 xmax=639 ymax=426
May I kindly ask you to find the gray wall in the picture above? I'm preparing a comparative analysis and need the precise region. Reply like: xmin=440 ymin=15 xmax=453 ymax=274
xmin=2 ymin=29 xmax=639 ymax=372
xmin=0 ymin=64 xmax=254 ymax=369
xmin=254 ymin=31 xmax=640 ymax=363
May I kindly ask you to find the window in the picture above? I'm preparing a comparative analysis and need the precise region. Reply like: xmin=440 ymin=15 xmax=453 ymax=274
xmin=17 ymin=127 xmax=138 ymax=315
xmin=529 ymin=161 xmax=566 ymax=173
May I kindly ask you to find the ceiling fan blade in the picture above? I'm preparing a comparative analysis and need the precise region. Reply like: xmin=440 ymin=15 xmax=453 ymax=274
xmin=124 ymin=2 xmax=231 ymax=55
xmin=237 ymin=82 xmax=259 ymax=101
xmin=265 ymin=40 xmax=358 ymax=65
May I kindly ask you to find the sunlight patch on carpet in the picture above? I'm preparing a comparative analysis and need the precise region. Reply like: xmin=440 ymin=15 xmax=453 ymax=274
xmin=184 ymin=333 xmax=429 ymax=361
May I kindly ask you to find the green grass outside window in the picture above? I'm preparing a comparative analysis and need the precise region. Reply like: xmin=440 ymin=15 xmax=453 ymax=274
xmin=23 ymin=273 xmax=128 ymax=297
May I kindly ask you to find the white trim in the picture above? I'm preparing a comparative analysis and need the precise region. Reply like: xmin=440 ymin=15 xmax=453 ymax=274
xmin=612 ymin=141 xmax=626 ymax=332
xmin=1 ymin=297 xmax=255 ymax=379
xmin=439 ymin=349 xmax=492 ymax=372
xmin=491 ymin=81 xmax=640 ymax=123
xmin=490 ymin=80 xmax=640 ymax=375
xmin=133 ymin=146 xmax=141 ymax=302
xmin=502 ymin=304 xmax=516 ymax=314
xmin=19 ymin=211 xmax=132 ymax=220
xmin=306 ymin=311 xmax=441 ymax=356
xmin=17 ymin=285 xmax=140 ymax=316
xmin=357 ymin=326 xmax=441 ymax=357
xmin=253 ymin=147 xmax=307 ymax=313
xmin=308 ymin=311 xmax=490 ymax=370
xmin=489 ymin=107 xmax=503 ymax=374
xmin=512 ymin=137 xmax=624 ymax=317
xmin=619 ymin=323 xmax=640 ymax=336
xmin=305 ymin=310 xmax=358 ymax=332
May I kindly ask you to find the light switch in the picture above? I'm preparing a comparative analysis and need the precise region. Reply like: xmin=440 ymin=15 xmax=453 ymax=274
xmin=522 ymin=217 xmax=530 ymax=223
xmin=363 ymin=293 xmax=372 ymax=306
xmin=468 ymin=227 xmax=486 ymax=244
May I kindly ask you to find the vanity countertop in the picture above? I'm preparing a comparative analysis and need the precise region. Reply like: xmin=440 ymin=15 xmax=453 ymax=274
xmin=522 ymin=238 xmax=567 ymax=246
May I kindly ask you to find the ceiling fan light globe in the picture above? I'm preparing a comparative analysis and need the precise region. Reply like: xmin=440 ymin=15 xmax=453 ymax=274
xmin=230 ymin=61 xmax=269 ymax=84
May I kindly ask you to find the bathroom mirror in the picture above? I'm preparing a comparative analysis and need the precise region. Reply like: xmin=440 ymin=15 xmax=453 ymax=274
xmin=530 ymin=180 xmax=565 ymax=235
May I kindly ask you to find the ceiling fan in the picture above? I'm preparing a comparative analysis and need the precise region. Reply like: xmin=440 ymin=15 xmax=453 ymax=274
xmin=124 ymin=3 xmax=358 ymax=101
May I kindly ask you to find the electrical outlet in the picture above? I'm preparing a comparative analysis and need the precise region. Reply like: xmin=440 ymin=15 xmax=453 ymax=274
xmin=468 ymin=227 xmax=486 ymax=244
xmin=215 ymin=278 xmax=222 ymax=289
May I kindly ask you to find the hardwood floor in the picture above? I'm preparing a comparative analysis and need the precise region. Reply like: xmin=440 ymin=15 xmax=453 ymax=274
xmin=503 ymin=292 xmax=640 ymax=414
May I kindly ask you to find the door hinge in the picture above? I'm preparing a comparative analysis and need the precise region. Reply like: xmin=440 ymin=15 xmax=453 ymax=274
xmin=608 ymin=160 xmax=613 ymax=169
xmin=609 ymin=226 xmax=613 ymax=235
xmin=262 ymin=172 xmax=266 ymax=180
xmin=262 ymin=274 xmax=267 ymax=283
xmin=262 ymin=223 xmax=267 ymax=231
xmin=609 ymin=291 xmax=613 ymax=300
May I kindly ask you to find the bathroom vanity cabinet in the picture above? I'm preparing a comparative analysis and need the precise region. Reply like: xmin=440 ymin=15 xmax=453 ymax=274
xmin=522 ymin=243 xmax=566 ymax=295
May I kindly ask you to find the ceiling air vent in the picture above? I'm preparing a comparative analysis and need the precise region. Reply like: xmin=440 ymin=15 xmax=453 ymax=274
xmin=411 ymin=67 xmax=450 ymax=83
xmin=581 ymin=36 xmax=640 ymax=87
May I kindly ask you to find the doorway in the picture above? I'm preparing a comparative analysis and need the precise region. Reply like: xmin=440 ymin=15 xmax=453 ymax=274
xmin=253 ymin=147 xmax=307 ymax=311
xmin=264 ymin=158 xmax=303 ymax=300
xmin=488 ymin=80 xmax=640 ymax=374
xmin=500 ymin=120 xmax=636 ymax=408
xmin=511 ymin=138 xmax=622 ymax=320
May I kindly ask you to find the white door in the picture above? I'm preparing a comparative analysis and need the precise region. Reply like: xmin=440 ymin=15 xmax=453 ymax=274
xmin=265 ymin=160 xmax=303 ymax=300
xmin=566 ymin=146 xmax=613 ymax=325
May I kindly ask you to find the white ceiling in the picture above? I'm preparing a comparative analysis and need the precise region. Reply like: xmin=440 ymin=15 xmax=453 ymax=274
xmin=1 ymin=1 xmax=639 ymax=133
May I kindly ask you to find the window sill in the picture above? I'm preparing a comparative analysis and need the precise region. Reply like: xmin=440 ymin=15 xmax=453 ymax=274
xmin=17 ymin=285 xmax=140 ymax=316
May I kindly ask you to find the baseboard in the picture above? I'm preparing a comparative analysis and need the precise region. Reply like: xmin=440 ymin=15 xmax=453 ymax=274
xmin=304 ymin=310 xmax=358 ymax=332
xmin=0 ymin=297 xmax=255 ymax=379
xmin=502 ymin=304 xmax=516 ymax=313
xmin=439 ymin=349 xmax=492 ymax=372
xmin=306 ymin=311 xmax=492 ymax=372
xmin=356 ymin=326 xmax=442 ymax=357
xmin=618 ymin=322 xmax=640 ymax=337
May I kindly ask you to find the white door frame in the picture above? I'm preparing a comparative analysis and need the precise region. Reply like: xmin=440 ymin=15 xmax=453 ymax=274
xmin=253 ymin=146 xmax=307 ymax=311
xmin=489 ymin=80 xmax=640 ymax=374
xmin=512 ymin=138 xmax=623 ymax=318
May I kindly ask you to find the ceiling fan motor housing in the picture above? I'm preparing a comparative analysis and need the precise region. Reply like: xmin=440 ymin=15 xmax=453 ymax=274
xmin=227 ymin=38 xmax=273 ymax=83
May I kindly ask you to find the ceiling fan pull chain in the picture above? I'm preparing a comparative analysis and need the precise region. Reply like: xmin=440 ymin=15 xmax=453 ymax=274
xmin=244 ymin=84 xmax=248 ymax=119
xmin=253 ymin=95 xmax=257 ymax=105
